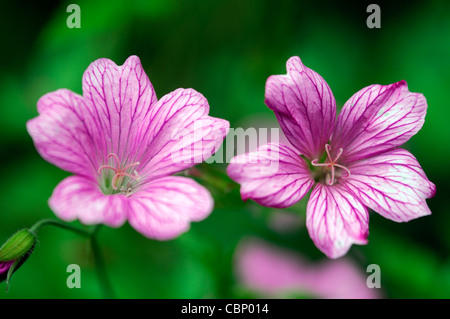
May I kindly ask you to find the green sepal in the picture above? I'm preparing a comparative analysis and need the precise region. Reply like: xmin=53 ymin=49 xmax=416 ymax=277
xmin=2 ymin=245 xmax=34 ymax=291
xmin=0 ymin=229 xmax=36 ymax=261
xmin=4 ymin=259 xmax=20 ymax=291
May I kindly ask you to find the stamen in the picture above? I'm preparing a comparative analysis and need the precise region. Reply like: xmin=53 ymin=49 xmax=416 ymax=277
xmin=329 ymin=165 xmax=335 ymax=185
xmin=98 ymin=153 xmax=142 ymax=192
xmin=123 ymin=161 xmax=140 ymax=170
xmin=119 ymin=185 xmax=134 ymax=196
xmin=311 ymin=159 xmax=330 ymax=167
xmin=111 ymin=173 xmax=121 ymax=190
xmin=311 ymin=144 xmax=351 ymax=185
xmin=334 ymin=164 xmax=351 ymax=177
xmin=107 ymin=153 xmax=121 ymax=166
xmin=334 ymin=148 xmax=344 ymax=162
xmin=98 ymin=165 xmax=118 ymax=174
xmin=120 ymin=172 xmax=140 ymax=179
xmin=325 ymin=144 xmax=332 ymax=160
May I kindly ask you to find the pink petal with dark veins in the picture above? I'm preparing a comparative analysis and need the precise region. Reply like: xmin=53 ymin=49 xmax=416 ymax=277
xmin=332 ymin=81 xmax=427 ymax=163
xmin=127 ymin=176 xmax=213 ymax=240
xmin=306 ymin=184 xmax=369 ymax=259
xmin=26 ymin=89 xmax=98 ymax=179
xmin=227 ymin=143 xmax=314 ymax=208
xmin=345 ymin=148 xmax=435 ymax=222
xmin=49 ymin=175 xmax=129 ymax=227
xmin=136 ymin=88 xmax=229 ymax=181
xmin=82 ymin=55 xmax=157 ymax=167
xmin=265 ymin=56 xmax=336 ymax=160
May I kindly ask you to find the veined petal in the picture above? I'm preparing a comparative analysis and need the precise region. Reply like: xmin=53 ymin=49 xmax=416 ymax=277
xmin=265 ymin=56 xmax=336 ymax=160
xmin=82 ymin=55 xmax=157 ymax=164
xmin=49 ymin=176 xmax=128 ymax=227
xmin=136 ymin=88 xmax=229 ymax=180
xmin=227 ymin=143 xmax=314 ymax=208
xmin=307 ymin=184 xmax=369 ymax=259
xmin=332 ymin=81 xmax=427 ymax=162
xmin=127 ymin=176 xmax=213 ymax=240
xmin=27 ymin=89 xmax=98 ymax=178
xmin=345 ymin=148 xmax=435 ymax=222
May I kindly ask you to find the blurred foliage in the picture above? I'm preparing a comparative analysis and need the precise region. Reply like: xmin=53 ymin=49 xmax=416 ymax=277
xmin=0 ymin=0 xmax=449 ymax=298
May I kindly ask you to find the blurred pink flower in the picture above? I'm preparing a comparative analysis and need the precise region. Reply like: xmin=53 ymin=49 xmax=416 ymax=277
xmin=236 ymin=238 xmax=381 ymax=299
xmin=228 ymin=56 xmax=435 ymax=258
xmin=27 ymin=56 xmax=229 ymax=240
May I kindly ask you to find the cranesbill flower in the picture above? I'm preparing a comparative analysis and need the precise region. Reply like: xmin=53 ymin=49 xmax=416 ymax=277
xmin=27 ymin=56 xmax=229 ymax=240
xmin=227 ymin=56 xmax=435 ymax=258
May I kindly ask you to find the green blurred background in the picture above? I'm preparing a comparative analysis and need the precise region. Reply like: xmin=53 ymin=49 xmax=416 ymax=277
xmin=1 ymin=0 xmax=449 ymax=298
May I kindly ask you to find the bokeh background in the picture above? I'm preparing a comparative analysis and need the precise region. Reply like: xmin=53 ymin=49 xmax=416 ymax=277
xmin=1 ymin=0 xmax=449 ymax=298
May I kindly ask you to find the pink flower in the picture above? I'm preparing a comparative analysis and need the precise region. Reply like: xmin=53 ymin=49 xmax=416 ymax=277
xmin=227 ymin=56 xmax=435 ymax=258
xmin=27 ymin=56 xmax=229 ymax=240
xmin=235 ymin=238 xmax=381 ymax=299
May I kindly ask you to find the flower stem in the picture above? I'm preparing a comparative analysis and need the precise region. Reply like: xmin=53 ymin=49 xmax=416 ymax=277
xmin=29 ymin=219 xmax=115 ymax=298
xmin=89 ymin=225 xmax=115 ymax=299
xmin=29 ymin=219 xmax=91 ymax=237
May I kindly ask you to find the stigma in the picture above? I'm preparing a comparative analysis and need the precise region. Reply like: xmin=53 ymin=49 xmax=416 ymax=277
xmin=98 ymin=153 xmax=141 ymax=192
xmin=311 ymin=144 xmax=351 ymax=186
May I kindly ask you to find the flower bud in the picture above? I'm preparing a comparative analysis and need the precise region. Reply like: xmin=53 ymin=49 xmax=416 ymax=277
xmin=0 ymin=229 xmax=36 ymax=287
xmin=0 ymin=251 xmax=34 ymax=286
xmin=0 ymin=229 xmax=36 ymax=261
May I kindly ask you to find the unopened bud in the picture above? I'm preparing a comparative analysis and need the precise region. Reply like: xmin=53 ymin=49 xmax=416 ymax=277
xmin=0 ymin=229 xmax=36 ymax=261
xmin=0 ymin=229 xmax=36 ymax=287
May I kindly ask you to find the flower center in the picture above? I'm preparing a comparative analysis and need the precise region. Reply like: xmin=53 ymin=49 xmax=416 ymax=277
xmin=311 ymin=144 xmax=350 ymax=186
xmin=98 ymin=153 xmax=141 ymax=195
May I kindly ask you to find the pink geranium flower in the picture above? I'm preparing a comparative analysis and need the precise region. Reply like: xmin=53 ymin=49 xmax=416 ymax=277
xmin=227 ymin=56 xmax=435 ymax=258
xmin=27 ymin=56 xmax=229 ymax=240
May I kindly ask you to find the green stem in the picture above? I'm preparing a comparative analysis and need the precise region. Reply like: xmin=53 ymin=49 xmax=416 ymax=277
xmin=29 ymin=219 xmax=115 ymax=299
xmin=29 ymin=219 xmax=90 ymax=237
xmin=89 ymin=225 xmax=115 ymax=299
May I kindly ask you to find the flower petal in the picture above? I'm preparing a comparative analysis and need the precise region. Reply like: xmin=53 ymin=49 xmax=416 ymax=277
xmin=82 ymin=55 xmax=157 ymax=163
xmin=345 ymin=148 xmax=435 ymax=222
xmin=26 ymin=89 xmax=98 ymax=178
xmin=127 ymin=176 xmax=213 ymax=240
xmin=137 ymin=88 xmax=229 ymax=180
xmin=265 ymin=56 xmax=336 ymax=159
xmin=307 ymin=184 xmax=369 ymax=259
xmin=49 ymin=176 xmax=128 ymax=227
xmin=332 ymin=81 xmax=427 ymax=162
xmin=227 ymin=143 xmax=314 ymax=208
